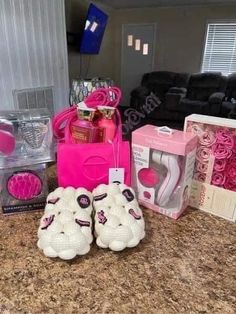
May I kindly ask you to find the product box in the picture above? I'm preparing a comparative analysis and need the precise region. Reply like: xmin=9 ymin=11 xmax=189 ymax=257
xmin=184 ymin=114 xmax=236 ymax=222
xmin=0 ymin=108 xmax=54 ymax=169
xmin=0 ymin=163 xmax=48 ymax=215
xmin=132 ymin=125 xmax=198 ymax=219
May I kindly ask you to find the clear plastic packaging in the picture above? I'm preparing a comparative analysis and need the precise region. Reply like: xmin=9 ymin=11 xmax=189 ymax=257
xmin=0 ymin=109 xmax=54 ymax=169
xmin=132 ymin=125 xmax=198 ymax=219
xmin=0 ymin=163 xmax=48 ymax=214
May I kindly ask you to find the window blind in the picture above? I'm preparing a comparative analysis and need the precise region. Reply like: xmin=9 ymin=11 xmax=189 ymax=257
xmin=201 ymin=23 xmax=236 ymax=76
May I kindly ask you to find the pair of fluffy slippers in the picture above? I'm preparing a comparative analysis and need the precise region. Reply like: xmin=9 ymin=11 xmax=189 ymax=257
xmin=37 ymin=183 xmax=145 ymax=260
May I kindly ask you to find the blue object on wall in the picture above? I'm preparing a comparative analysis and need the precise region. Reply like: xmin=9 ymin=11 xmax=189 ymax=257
xmin=80 ymin=4 xmax=108 ymax=54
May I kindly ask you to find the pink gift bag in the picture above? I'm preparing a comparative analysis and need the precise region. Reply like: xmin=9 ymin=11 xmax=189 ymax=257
xmin=54 ymin=88 xmax=131 ymax=191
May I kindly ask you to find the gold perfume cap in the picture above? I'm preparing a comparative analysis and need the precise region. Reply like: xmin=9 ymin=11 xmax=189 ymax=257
xmin=98 ymin=106 xmax=116 ymax=119
xmin=77 ymin=108 xmax=96 ymax=121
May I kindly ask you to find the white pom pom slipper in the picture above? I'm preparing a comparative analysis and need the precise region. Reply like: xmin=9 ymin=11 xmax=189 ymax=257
xmin=93 ymin=183 xmax=145 ymax=251
xmin=37 ymin=186 xmax=93 ymax=260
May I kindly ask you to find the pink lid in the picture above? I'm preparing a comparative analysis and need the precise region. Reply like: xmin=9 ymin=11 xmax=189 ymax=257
xmin=132 ymin=125 xmax=197 ymax=155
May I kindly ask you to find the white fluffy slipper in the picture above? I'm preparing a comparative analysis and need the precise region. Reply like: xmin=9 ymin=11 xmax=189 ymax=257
xmin=37 ymin=187 xmax=93 ymax=260
xmin=93 ymin=183 xmax=145 ymax=251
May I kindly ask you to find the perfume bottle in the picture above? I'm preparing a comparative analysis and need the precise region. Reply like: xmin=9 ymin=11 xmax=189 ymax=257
xmin=98 ymin=106 xmax=116 ymax=142
xmin=70 ymin=108 xmax=99 ymax=143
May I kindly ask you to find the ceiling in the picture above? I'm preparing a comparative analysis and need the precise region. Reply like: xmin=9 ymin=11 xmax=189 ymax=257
xmin=94 ymin=0 xmax=236 ymax=9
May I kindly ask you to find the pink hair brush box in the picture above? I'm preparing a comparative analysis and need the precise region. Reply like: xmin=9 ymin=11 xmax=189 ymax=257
xmin=0 ymin=109 xmax=53 ymax=214
xmin=0 ymin=164 xmax=48 ymax=215
xmin=184 ymin=114 xmax=236 ymax=222
xmin=132 ymin=125 xmax=198 ymax=219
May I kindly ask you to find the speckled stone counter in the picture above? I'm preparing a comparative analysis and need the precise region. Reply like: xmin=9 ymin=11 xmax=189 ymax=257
xmin=0 ymin=167 xmax=235 ymax=313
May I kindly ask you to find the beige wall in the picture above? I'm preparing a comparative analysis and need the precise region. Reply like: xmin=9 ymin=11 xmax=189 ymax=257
xmin=112 ymin=4 xmax=236 ymax=84
xmin=66 ymin=3 xmax=236 ymax=86
xmin=65 ymin=0 xmax=115 ymax=82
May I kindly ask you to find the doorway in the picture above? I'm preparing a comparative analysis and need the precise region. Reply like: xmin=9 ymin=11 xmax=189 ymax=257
xmin=121 ymin=23 xmax=156 ymax=106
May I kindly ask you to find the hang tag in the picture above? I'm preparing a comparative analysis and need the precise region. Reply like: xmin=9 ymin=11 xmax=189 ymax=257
xmin=109 ymin=168 xmax=125 ymax=184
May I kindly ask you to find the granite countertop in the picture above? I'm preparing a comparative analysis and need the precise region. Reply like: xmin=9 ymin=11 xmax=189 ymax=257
xmin=0 ymin=167 xmax=235 ymax=313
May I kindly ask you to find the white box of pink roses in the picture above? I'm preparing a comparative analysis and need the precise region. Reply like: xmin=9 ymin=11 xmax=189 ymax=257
xmin=184 ymin=114 xmax=236 ymax=222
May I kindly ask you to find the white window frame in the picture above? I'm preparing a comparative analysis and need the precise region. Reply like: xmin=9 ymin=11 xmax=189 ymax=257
xmin=201 ymin=20 xmax=236 ymax=76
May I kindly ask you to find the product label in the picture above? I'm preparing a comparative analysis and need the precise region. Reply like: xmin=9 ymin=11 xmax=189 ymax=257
xmin=109 ymin=168 xmax=125 ymax=184
xmin=71 ymin=125 xmax=90 ymax=143
xmin=190 ymin=180 xmax=236 ymax=221
xmin=2 ymin=201 xmax=45 ymax=214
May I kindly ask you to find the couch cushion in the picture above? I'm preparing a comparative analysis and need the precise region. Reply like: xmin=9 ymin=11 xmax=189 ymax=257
xmin=141 ymin=71 xmax=176 ymax=87
xmin=186 ymin=72 xmax=223 ymax=101
xmin=221 ymin=101 xmax=235 ymax=117
xmin=174 ymin=73 xmax=190 ymax=88
xmin=178 ymin=98 xmax=209 ymax=114
xmin=225 ymin=73 xmax=236 ymax=100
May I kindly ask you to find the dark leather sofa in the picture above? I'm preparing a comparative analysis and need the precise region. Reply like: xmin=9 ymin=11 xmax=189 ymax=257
xmin=130 ymin=71 xmax=234 ymax=124
xmin=130 ymin=71 xmax=190 ymax=122
xmin=221 ymin=73 xmax=236 ymax=118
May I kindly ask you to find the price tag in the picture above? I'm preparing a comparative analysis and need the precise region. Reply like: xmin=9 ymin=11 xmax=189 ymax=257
xmin=109 ymin=168 xmax=125 ymax=184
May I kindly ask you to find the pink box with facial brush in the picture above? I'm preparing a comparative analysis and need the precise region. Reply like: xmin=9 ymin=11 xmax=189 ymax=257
xmin=132 ymin=125 xmax=198 ymax=219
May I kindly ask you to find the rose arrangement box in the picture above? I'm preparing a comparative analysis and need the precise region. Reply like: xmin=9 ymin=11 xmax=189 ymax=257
xmin=184 ymin=114 xmax=236 ymax=222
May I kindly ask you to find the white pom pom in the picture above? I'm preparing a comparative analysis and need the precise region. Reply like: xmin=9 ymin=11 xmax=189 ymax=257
xmin=127 ymin=237 xmax=140 ymax=248
xmin=118 ymin=183 xmax=128 ymax=191
xmin=69 ymin=232 xmax=89 ymax=252
xmin=44 ymin=204 xmax=55 ymax=212
xmin=62 ymin=186 xmax=76 ymax=199
xmin=114 ymin=194 xmax=128 ymax=206
xmin=43 ymin=246 xmax=58 ymax=258
xmin=96 ymin=237 xmax=108 ymax=248
xmin=47 ymin=187 xmax=64 ymax=200
xmin=50 ymin=233 xmax=70 ymax=253
xmin=80 ymin=227 xmax=93 ymax=244
xmin=109 ymin=240 xmax=126 ymax=251
xmin=63 ymin=221 xmax=80 ymax=236
xmin=54 ymin=199 xmax=69 ymax=213
xmin=120 ymin=213 xmax=135 ymax=226
xmin=107 ymin=183 xmax=120 ymax=195
xmin=47 ymin=221 xmax=63 ymax=234
xmin=67 ymin=200 xmax=80 ymax=213
xmin=75 ymin=188 xmax=93 ymax=198
xmin=77 ymin=244 xmax=90 ymax=255
xmin=99 ymin=226 xmax=115 ymax=246
xmin=74 ymin=210 xmax=92 ymax=224
xmin=93 ymin=184 xmax=107 ymax=196
xmin=94 ymin=222 xmax=104 ymax=236
xmin=58 ymin=249 xmax=77 ymax=260
xmin=109 ymin=206 xmax=126 ymax=218
xmin=124 ymin=200 xmax=140 ymax=211
xmin=130 ymin=223 xmax=143 ymax=239
xmin=57 ymin=210 xmax=74 ymax=225
xmin=37 ymin=232 xmax=52 ymax=249
xmin=113 ymin=225 xmax=133 ymax=243
xmin=106 ymin=214 xmax=121 ymax=228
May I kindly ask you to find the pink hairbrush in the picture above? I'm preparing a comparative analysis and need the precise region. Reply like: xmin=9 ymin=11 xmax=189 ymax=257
xmin=0 ymin=130 xmax=15 ymax=156
xmin=7 ymin=171 xmax=42 ymax=200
